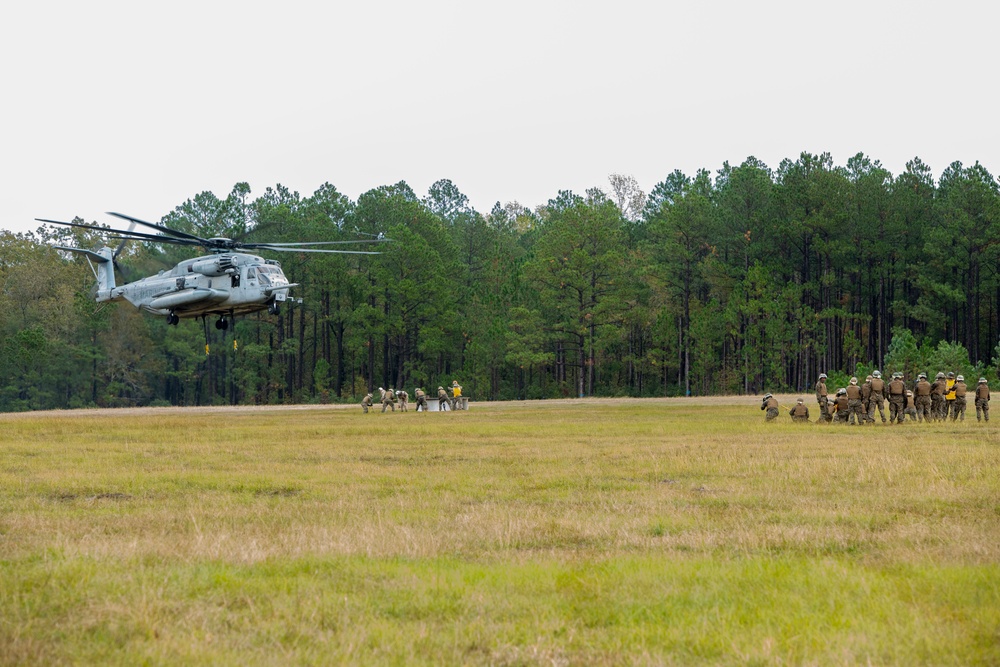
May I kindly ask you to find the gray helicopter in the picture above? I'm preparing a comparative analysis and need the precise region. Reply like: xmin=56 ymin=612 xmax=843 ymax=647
xmin=39 ymin=212 xmax=384 ymax=330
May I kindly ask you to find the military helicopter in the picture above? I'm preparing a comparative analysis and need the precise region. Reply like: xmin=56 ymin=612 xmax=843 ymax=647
xmin=38 ymin=212 xmax=385 ymax=332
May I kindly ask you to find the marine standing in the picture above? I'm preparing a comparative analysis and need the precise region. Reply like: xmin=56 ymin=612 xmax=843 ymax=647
xmin=975 ymin=378 xmax=990 ymax=422
xmin=451 ymin=380 xmax=463 ymax=410
xmin=861 ymin=375 xmax=874 ymax=424
xmin=868 ymin=370 xmax=887 ymax=424
xmin=761 ymin=393 xmax=779 ymax=421
xmin=845 ymin=377 xmax=864 ymax=425
xmin=437 ymin=386 xmax=450 ymax=410
xmin=914 ymin=374 xmax=932 ymax=422
xmin=930 ymin=372 xmax=947 ymax=421
xmin=951 ymin=375 xmax=967 ymax=421
xmin=815 ymin=373 xmax=830 ymax=423
xmin=945 ymin=372 xmax=957 ymax=420
xmin=414 ymin=387 xmax=428 ymax=411
xmin=887 ymin=372 xmax=906 ymax=424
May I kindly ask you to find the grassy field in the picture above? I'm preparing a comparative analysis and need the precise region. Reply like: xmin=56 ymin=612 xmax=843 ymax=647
xmin=1 ymin=398 xmax=998 ymax=665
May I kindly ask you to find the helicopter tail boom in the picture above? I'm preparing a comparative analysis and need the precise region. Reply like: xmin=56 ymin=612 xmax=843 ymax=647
xmin=54 ymin=245 xmax=117 ymax=298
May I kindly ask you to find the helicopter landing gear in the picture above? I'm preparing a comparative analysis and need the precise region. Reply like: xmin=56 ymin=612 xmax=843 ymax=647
xmin=214 ymin=316 xmax=229 ymax=330
xmin=268 ymin=302 xmax=280 ymax=316
xmin=167 ymin=312 xmax=180 ymax=326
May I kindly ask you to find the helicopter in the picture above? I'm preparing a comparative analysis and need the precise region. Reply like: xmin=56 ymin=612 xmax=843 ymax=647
xmin=38 ymin=212 xmax=385 ymax=332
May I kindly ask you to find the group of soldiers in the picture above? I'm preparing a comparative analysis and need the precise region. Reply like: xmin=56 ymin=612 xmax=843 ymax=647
xmin=361 ymin=381 xmax=464 ymax=413
xmin=762 ymin=371 xmax=991 ymax=424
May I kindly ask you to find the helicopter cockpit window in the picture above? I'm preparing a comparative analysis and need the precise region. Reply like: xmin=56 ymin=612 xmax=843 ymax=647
xmin=256 ymin=265 xmax=286 ymax=287
xmin=257 ymin=267 xmax=273 ymax=287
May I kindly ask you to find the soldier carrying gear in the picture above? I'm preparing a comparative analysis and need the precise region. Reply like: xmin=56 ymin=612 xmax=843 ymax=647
xmin=845 ymin=377 xmax=864 ymax=425
xmin=904 ymin=390 xmax=918 ymax=421
xmin=361 ymin=392 xmax=374 ymax=414
xmin=815 ymin=373 xmax=831 ymax=423
xmin=451 ymin=380 xmax=463 ymax=410
xmin=930 ymin=372 xmax=948 ymax=421
xmin=437 ymin=386 xmax=450 ymax=410
xmin=789 ymin=398 xmax=810 ymax=422
xmin=761 ymin=393 xmax=779 ymax=421
xmin=833 ymin=388 xmax=850 ymax=423
xmin=975 ymin=378 xmax=990 ymax=422
xmin=888 ymin=372 xmax=906 ymax=424
xmin=396 ymin=389 xmax=409 ymax=411
xmin=861 ymin=375 xmax=874 ymax=424
xmin=381 ymin=387 xmax=397 ymax=413
xmin=414 ymin=387 xmax=428 ymax=411
xmin=914 ymin=374 xmax=932 ymax=422
xmin=868 ymin=371 xmax=887 ymax=424
xmin=951 ymin=375 xmax=967 ymax=422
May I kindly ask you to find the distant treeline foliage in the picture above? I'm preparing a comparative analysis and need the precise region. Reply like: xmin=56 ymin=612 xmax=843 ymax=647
xmin=2 ymin=153 xmax=999 ymax=411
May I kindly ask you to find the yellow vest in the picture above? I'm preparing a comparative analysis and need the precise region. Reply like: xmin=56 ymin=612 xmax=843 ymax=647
xmin=452 ymin=385 xmax=462 ymax=397
xmin=946 ymin=379 xmax=956 ymax=400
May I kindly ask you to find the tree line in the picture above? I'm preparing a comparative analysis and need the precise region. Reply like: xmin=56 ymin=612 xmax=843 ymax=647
xmin=2 ymin=152 xmax=999 ymax=411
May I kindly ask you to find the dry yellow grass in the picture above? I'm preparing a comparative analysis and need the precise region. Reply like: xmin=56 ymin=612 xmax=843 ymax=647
xmin=1 ymin=398 xmax=998 ymax=665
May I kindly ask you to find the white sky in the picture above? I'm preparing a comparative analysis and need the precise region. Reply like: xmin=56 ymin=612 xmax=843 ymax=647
xmin=2 ymin=0 xmax=997 ymax=234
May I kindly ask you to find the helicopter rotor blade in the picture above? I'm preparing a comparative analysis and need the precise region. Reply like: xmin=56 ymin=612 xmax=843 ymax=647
xmin=107 ymin=212 xmax=210 ymax=245
xmin=242 ymin=239 xmax=391 ymax=247
xmin=247 ymin=245 xmax=382 ymax=255
xmin=38 ymin=218 xmax=203 ymax=247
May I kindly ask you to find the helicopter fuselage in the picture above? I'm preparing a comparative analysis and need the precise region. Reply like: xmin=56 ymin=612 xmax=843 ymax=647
xmin=102 ymin=252 xmax=295 ymax=320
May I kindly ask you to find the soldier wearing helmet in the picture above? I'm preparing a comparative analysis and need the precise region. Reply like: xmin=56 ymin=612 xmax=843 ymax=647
xmin=903 ymin=390 xmax=917 ymax=421
xmin=760 ymin=393 xmax=779 ymax=421
xmin=945 ymin=372 xmax=957 ymax=420
xmin=845 ymin=377 xmax=864 ymax=425
xmin=860 ymin=375 xmax=874 ymax=424
xmin=437 ymin=386 xmax=450 ymax=410
xmin=914 ymin=373 xmax=932 ymax=422
xmin=381 ymin=387 xmax=397 ymax=413
xmin=951 ymin=375 xmax=967 ymax=421
xmin=833 ymin=388 xmax=850 ymax=423
xmin=930 ymin=372 xmax=947 ymax=421
xmin=361 ymin=391 xmax=374 ymax=414
xmin=414 ymin=387 xmax=428 ymax=411
xmin=975 ymin=378 xmax=990 ymax=422
xmin=789 ymin=398 xmax=810 ymax=422
xmin=887 ymin=372 xmax=906 ymax=424
xmin=868 ymin=370 xmax=887 ymax=424
xmin=815 ymin=373 xmax=831 ymax=423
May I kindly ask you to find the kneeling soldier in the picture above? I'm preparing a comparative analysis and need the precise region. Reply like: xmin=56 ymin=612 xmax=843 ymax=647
xmin=761 ymin=393 xmax=779 ymax=421
xmin=789 ymin=398 xmax=810 ymax=422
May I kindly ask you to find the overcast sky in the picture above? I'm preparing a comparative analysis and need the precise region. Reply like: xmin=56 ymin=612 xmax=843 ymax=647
xmin=2 ymin=0 xmax=997 ymax=235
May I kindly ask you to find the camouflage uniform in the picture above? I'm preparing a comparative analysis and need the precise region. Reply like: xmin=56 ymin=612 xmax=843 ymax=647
xmin=761 ymin=394 xmax=779 ymax=421
xmin=414 ymin=388 xmax=428 ymax=411
xmin=868 ymin=372 xmax=887 ymax=423
xmin=437 ymin=386 xmax=450 ymax=411
xmin=887 ymin=374 xmax=906 ymax=424
xmin=396 ymin=390 xmax=409 ymax=412
xmin=815 ymin=374 xmax=830 ymax=423
xmin=975 ymin=379 xmax=990 ymax=422
xmin=451 ymin=381 xmax=463 ymax=410
xmin=845 ymin=379 xmax=863 ymax=425
xmin=903 ymin=391 xmax=917 ymax=421
xmin=833 ymin=390 xmax=849 ymax=423
xmin=930 ymin=373 xmax=947 ymax=421
xmin=945 ymin=373 xmax=957 ymax=420
xmin=951 ymin=378 xmax=967 ymax=422
xmin=789 ymin=400 xmax=810 ymax=422
xmin=381 ymin=387 xmax=396 ymax=413
xmin=914 ymin=375 xmax=932 ymax=422
xmin=361 ymin=392 xmax=373 ymax=414
xmin=861 ymin=376 xmax=873 ymax=423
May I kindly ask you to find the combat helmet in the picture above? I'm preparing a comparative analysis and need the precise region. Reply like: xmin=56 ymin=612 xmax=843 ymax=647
xmin=936 ymin=372 xmax=945 ymax=379
xmin=849 ymin=377 xmax=858 ymax=385
xmin=836 ymin=388 xmax=846 ymax=395
xmin=819 ymin=373 xmax=827 ymax=379
xmin=956 ymin=375 xmax=964 ymax=382
xmin=979 ymin=377 xmax=988 ymax=384
xmin=947 ymin=372 xmax=955 ymax=378
xmin=873 ymin=370 xmax=881 ymax=378
xmin=918 ymin=373 xmax=927 ymax=379
xmin=763 ymin=393 xmax=773 ymax=399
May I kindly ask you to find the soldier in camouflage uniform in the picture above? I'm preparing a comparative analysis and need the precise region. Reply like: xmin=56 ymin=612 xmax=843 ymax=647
xmin=361 ymin=392 xmax=374 ymax=414
xmin=832 ymin=388 xmax=849 ymax=423
xmin=975 ymin=378 xmax=990 ymax=422
xmin=815 ymin=373 xmax=831 ymax=423
xmin=945 ymin=372 xmax=957 ymax=420
xmin=381 ymin=387 xmax=396 ymax=413
xmin=414 ymin=387 xmax=428 ymax=411
xmin=887 ymin=372 xmax=906 ymax=424
xmin=867 ymin=370 xmax=887 ymax=424
xmin=437 ymin=386 xmax=450 ymax=411
xmin=903 ymin=390 xmax=917 ymax=421
xmin=950 ymin=375 xmax=967 ymax=421
xmin=860 ymin=375 xmax=874 ymax=424
xmin=789 ymin=399 xmax=810 ymax=422
xmin=761 ymin=393 xmax=779 ymax=421
xmin=930 ymin=372 xmax=947 ymax=421
xmin=913 ymin=374 xmax=932 ymax=422
xmin=845 ymin=377 xmax=864 ymax=425
xmin=395 ymin=389 xmax=409 ymax=411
